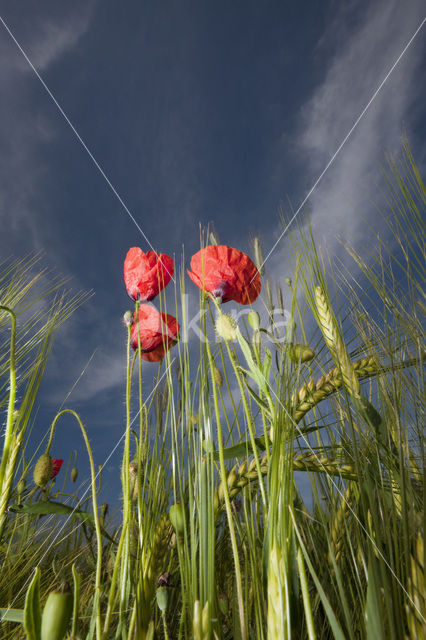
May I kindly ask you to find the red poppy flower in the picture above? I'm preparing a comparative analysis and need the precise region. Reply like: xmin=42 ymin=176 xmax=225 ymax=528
xmin=51 ymin=459 xmax=63 ymax=478
xmin=187 ymin=245 xmax=261 ymax=305
xmin=124 ymin=248 xmax=174 ymax=302
xmin=140 ymin=344 xmax=167 ymax=362
xmin=131 ymin=305 xmax=179 ymax=360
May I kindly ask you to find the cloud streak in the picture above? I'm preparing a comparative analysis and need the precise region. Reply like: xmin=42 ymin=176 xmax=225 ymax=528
xmin=298 ymin=0 xmax=425 ymax=248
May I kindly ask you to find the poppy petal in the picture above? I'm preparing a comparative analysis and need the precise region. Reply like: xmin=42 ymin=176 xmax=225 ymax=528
xmin=124 ymin=248 xmax=174 ymax=302
xmin=188 ymin=245 xmax=261 ymax=305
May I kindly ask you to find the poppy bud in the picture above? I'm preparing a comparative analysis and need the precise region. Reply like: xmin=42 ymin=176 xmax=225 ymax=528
xmin=40 ymin=583 xmax=73 ymax=640
xmin=33 ymin=453 xmax=53 ymax=487
xmin=70 ymin=467 xmax=78 ymax=482
xmin=218 ymin=593 xmax=229 ymax=616
xmin=247 ymin=311 xmax=260 ymax=330
xmin=285 ymin=277 xmax=292 ymax=287
xmin=123 ymin=311 xmax=134 ymax=327
xmin=215 ymin=314 xmax=237 ymax=341
xmin=51 ymin=459 xmax=64 ymax=479
xmin=169 ymin=502 xmax=185 ymax=537
xmin=213 ymin=365 xmax=223 ymax=387
xmin=17 ymin=478 xmax=26 ymax=494
xmin=156 ymin=586 xmax=170 ymax=612
xmin=288 ymin=344 xmax=315 ymax=364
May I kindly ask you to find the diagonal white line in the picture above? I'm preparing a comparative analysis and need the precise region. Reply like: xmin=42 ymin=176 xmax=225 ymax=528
xmin=0 ymin=15 xmax=175 ymax=283
xmin=253 ymin=16 xmax=426 ymax=280
xmin=0 ymin=358 xmax=175 ymax=622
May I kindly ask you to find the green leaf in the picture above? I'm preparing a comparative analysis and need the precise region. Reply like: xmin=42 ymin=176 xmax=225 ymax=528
xmin=244 ymin=382 xmax=271 ymax=414
xmin=365 ymin=555 xmax=385 ymax=640
xmin=24 ymin=568 xmax=41 ymax=640
xmin=8 ymin=501 xmax=116 ymax=544
xmin=0 ymin=608 xmax=24 ymax=624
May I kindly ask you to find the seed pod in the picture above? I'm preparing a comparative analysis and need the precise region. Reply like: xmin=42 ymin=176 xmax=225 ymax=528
xmin=41 ymin=584 xmax=73 ymax=640
xmin=213 ymin=365 xmax=223 ymax=387
xmin=215 ymin=314 xmax=237 ymax=341
xmin=169 ymin=503 xmax=185 ymax=537
xmin=33 ymin=453 xmax=53 ymax=488
xmin=247 ymin=311 xmax=260 ymax=330
xmin=70 ymin=467 xmax=78 ymax=483
xmin=289 ymin=344 xmax=315 ymax=364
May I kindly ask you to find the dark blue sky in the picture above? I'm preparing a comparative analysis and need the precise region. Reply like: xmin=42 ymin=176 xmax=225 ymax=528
xmin=0 ymin=1 xmax=424 ymax=505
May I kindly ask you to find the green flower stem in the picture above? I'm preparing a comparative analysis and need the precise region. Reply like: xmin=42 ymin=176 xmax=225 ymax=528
xmin=228 ymin=338 xmax=268 ymax=507
xmin=103 ymin=324 xmax=133 ymax=638
xmin=0 ymin=306 xmax=17 ymax=527
xmin=49 ymin=409 xmax=103 ymax=640
xmin=206 ymin=338 xmax=247 ymax=640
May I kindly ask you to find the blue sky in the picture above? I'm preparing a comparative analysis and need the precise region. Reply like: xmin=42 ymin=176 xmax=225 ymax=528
xmin=0 ymin=1 xmax=424 ymax=504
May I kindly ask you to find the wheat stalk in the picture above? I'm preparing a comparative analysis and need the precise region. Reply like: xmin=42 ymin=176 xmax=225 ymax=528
xmin=267 ymin=542 xmax=286 ymax=639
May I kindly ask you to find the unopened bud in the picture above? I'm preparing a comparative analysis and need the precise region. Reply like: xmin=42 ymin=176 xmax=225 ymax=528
xmin=285 ymin=277 xmax=292 ymax=287
xmin=213 ymin=365 xmax=223 ymax=387
xmin=33 ymin=453 xmax=53 ymax=488
xmin=247 ymin=311 xmax=260 ymax=330
xmin=169 ymin=502 xmax=185 ymax=536
xmin=40 ymin=582 xmax=73 ymax=640
xmin=17 ymin=478 xmax=26 ymax=494
xmin=122 ymin=311 xmax=134 ymax=327
xmin=215 ymin=314 xmax=237 ymax=341
xmin=156 ymin=586 xmax=170 ymax=612
xmin=70 ymin=467 xmax=78 ymax=482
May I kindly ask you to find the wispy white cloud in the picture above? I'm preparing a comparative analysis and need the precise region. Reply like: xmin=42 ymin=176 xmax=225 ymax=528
xmin=0 ymin=3 xmax=95 ymax=253
xmin=297 ymin=0 xmax=424 ymax=248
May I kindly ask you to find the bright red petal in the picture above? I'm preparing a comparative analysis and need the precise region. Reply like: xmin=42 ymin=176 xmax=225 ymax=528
xmin=124 ymin=248 xmax=174 ymax=302
xmin=188 ymin=245 xmax=261 ymax=304
xmin=51 ymin=459 xmax=63 ymax=478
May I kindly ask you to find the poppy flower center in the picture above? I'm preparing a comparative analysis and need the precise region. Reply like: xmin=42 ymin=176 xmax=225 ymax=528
xmin=211 ymin=280 xmax=229 ymax=300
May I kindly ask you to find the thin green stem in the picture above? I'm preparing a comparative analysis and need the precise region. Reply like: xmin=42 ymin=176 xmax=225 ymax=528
xmin=50 ymin=409 xmax=103 ymax=640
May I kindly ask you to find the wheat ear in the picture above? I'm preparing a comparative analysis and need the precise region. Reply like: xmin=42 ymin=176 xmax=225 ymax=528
xmin=214 ymin=453 xmax=356 ymax=512
xmin=315 ymin=286 xmax=361 ymax=398
xmin=291 ymin=355 xmax=380 ymax=423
